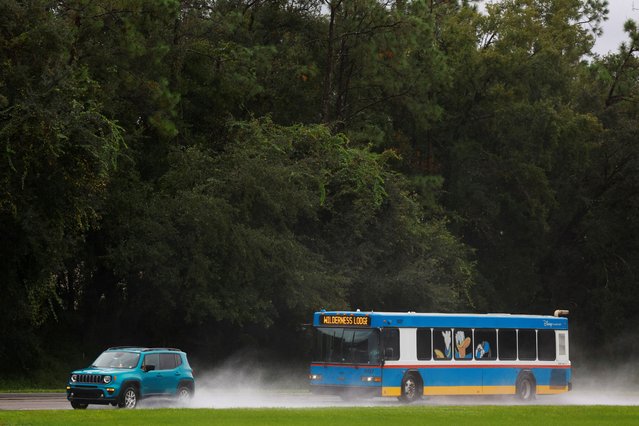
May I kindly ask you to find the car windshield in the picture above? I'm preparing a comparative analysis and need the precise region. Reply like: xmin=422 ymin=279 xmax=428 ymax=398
xmin=92 ymin=351 xmax=140 ymax=369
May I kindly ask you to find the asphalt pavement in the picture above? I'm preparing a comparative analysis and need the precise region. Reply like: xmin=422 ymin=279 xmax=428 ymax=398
xmin=0 ymin=393 xmax=70 ymax=410
xmin=1 ymin=389 xmax=637 ymax=410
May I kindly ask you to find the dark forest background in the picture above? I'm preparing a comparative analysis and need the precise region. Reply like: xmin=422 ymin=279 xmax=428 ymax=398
xmin=2 ymin=0 xmax=638 ymax=385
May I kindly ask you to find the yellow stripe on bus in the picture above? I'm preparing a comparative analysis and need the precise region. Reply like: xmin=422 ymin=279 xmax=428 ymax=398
xmin=537 ymin=385 xmax=569 ymax=394
xmin=424 ymin=386 xmax=484 ymax=395
xmin=382 ymin=387 xmax=401 ymax=396
xmin=383 ymin=385 xmax=569 ymax=397
xmin=480 ymin=386 xmax=516 ymax=395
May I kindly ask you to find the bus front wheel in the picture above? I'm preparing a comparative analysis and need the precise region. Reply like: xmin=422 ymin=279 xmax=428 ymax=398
xmin=399 ymin=373 xmax=422 ymax=403
xmin=516 ymin=374 xmax=536 ymax=401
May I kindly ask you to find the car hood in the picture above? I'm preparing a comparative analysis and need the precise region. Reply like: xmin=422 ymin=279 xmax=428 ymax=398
xmin=71 ymin=367 xmax=132 ymax=375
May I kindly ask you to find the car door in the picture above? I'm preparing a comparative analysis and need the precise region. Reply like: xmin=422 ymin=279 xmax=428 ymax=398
xmin=141 ymin=353 xmax=162 ymax=395
xmin=158 ymin=353 xmax=182 ymax=394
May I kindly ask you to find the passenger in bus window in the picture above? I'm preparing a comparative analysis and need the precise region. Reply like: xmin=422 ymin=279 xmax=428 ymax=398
xmin=434 ymin=329 xmax=452 ymax=359
xmin=475 ymin=341 xmax=491 ymax=359
xmin=455 ymin=330 xmax=472 ymax=359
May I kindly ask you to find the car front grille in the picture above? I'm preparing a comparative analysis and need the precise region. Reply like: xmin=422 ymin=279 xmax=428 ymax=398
xmin=77 ymin=374 xmax=102 ymax=384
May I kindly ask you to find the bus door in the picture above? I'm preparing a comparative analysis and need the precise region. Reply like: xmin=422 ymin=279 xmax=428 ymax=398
xmin=380 ymin=328 xmax=399 ymax=391
xmin=474 ymin=329 xmax=501 ymax=394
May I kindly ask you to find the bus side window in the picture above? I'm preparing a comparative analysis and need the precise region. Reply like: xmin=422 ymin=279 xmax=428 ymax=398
xmin=518 ymin=329 xmax=537 ymax=361
xmin=454 ymin=328 xmax=473 ymax=360
xmin=474 ymin=329 xmax=497 ymax=360
xmin=538 ymin=330 xmax=556 ymax=361
xmin=498 ymin=329 xmax=517 ymax=360
xmin=417 ymin=328 xmax=432 ymax=360
xmin=433 ymin=328 xmax=452 ymax=360
xmin=557 ymin=332 xmax=567 ymax=357
xmin=381 ymin=328 xmax=400 ymax=361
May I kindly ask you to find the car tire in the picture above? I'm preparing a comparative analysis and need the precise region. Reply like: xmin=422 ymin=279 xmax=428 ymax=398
xmin=70 ymin=402 xmax=88 ymax=409
xmin=118 ymin=385 xmax=139 ymax=409
xmin=176 ymin=384 xmax=193 ymax=406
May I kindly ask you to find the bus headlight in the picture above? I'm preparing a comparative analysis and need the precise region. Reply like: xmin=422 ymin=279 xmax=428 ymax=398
xmin=361 ymin=376 xmax=381 ymax=383
xmin=309 ymin=374 xmax=322 ymax=381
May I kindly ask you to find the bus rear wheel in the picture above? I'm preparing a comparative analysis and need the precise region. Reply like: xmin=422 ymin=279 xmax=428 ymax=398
xmin=516 ymin=375 xmax=536 ymax=401
xmin=399 ymin=373 xmax=422 ymax=403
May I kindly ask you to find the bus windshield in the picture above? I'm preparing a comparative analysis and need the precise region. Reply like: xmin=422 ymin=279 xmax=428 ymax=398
xmin=313 ymin=327 xmax=381 ymax=365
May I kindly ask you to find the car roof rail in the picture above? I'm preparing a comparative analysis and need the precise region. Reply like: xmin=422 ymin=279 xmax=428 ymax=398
xmin=143 ymin=347 xmax=182 ymax=352
xmin=107 ymin=346 xmax=148 ymax=351
xmin=105 ymin=346 xmax=182 ymax=352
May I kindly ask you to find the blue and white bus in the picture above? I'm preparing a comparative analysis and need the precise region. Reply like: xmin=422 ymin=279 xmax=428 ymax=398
xmin=309 ymin=310 xmax=571 ymax=401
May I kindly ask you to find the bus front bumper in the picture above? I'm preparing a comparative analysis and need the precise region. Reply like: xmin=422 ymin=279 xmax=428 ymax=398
xmin=310 ymin=384 xmax=381 ymax=397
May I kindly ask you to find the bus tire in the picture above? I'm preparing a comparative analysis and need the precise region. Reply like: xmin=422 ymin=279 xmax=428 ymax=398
xmin=516 ymin=373 xmax=536 ymax=401
xmin=399 ymin=372 xmax=423 ymax=403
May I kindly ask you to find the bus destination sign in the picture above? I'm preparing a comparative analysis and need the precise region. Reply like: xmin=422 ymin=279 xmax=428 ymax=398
xmin=320 ymin=314 xmax=371 ymax=327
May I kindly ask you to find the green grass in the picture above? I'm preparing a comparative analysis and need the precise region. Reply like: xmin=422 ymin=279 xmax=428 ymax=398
xmin=0 ymin=406 xmax=638 ymax=425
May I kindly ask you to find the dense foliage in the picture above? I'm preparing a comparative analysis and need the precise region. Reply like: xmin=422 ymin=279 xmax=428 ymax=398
xmin=1 ymin=0 xmax=637 ymax=376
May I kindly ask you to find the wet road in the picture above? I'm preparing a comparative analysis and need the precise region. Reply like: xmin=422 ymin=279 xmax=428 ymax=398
xmin=1 ymin=389 xmax=637 ymax=410
xmin=0 ymin=392 xmax=341 ymax=410
xmin=0 ymin=393 xmax=69 ymax=410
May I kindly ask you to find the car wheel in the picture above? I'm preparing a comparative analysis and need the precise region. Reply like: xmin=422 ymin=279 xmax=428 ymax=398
xmin=398 ymin=373 xmax=422 ymax=403
xmin=176 ymin=385 xmax=193 ymax=405
xmin=516 ymin=375 xmax=536 ymax=401
xmin=118 ymin=385 xmax=139 ymax=409
xmin=70 ymin=402 xmax=88 ymax=409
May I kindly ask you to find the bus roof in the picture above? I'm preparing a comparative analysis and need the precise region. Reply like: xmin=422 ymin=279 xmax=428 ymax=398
xmin=313 ymin=310 xmax=568 ymax=330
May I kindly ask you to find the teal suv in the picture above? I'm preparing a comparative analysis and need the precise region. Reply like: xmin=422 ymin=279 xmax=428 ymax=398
xmin=66 ymin=347 xmax=195 ymax=409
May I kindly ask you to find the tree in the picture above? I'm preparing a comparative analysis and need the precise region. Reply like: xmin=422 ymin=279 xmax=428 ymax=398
xmin=75 ymin=118 xmax=473 ymax=357
xmin=539 ymin=19 xmax=639 ymax=358
xmin=319 ymin=0 xmax=449 ymax=157
xmin=421 ymin=0 xmax=608 ymax=311
xmin=0 ymin=0 xmax=122 ymax=370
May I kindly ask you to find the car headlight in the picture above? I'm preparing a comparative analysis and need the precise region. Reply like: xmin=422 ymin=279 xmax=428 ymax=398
xmin=102 ymin=375 xmax=112 ymax=384
xmin=70 ymin=374 xmax=78 ymax=383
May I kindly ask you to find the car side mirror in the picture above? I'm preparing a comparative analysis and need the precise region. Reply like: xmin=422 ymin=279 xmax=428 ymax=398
xmin=143 ymin=364 xmax=155 ymax=372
